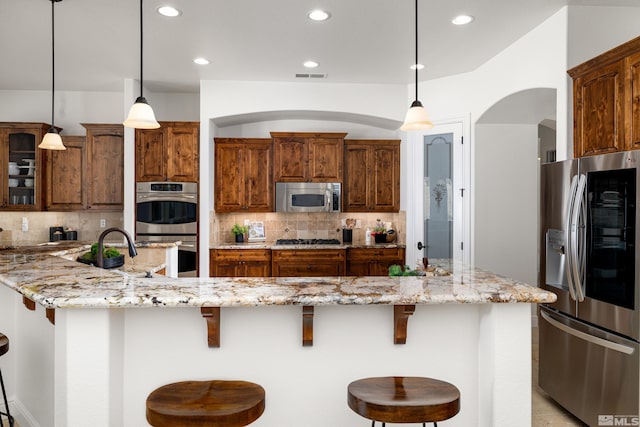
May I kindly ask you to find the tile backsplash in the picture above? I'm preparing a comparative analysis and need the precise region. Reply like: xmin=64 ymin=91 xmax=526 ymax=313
xmin=211 ymin=211 xmax=406 ymax=245
xmin=0 ymin=212 xmax=123 ymax=246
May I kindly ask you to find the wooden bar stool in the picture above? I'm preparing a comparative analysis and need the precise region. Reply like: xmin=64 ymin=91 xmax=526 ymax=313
xmin=146 ymin=380 xmax=265 ymax=427
xmin=348 ymin=376 xmax=460 ymax=426
xmin=0 ymin=333 xmax=14 ymax=427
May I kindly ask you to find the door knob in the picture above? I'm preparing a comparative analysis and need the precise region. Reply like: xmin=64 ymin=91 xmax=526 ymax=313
xmin=417 ymin=242 xmax=424 ymax=250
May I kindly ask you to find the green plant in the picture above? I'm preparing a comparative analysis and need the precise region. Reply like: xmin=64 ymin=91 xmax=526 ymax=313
xmin=83 ymin=244 xmax=121 ymax=260
xmin=388 ymin=264 xmax=421 ymax=277
xmin=231 ymin=223 xmax=248 ymax=235
xmin=372 ymin=219 xmax=386 ymax=233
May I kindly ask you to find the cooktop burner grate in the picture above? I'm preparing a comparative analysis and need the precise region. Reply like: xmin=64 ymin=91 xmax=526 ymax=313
xmin=275 ymin=239 xmax=341 ymax=245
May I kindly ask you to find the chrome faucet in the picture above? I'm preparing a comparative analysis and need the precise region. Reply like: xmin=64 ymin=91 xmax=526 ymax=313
xmin=96 ymin=228 xmax=138 ymax=268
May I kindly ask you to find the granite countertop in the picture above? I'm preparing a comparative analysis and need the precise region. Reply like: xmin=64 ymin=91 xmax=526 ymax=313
xmin=0 ymin=243 xmax=556 ymax=309
xmin=212 ymin=243 xmax=406 ymax=250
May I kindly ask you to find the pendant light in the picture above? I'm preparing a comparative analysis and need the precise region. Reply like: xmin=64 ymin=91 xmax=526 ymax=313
xmin=123 ymin=0 xmax=160 ymax=129
xmin=400 ymin=0 xmax=433 ymax=131
xmin=39 ymin=0 xmax=66 ymax=150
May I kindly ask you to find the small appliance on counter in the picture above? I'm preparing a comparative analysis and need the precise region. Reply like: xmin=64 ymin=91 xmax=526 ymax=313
xmin=49 ymin=226 xmax=78 ymax=241
xmin=49 ymin=226 xmax=64 ymax=242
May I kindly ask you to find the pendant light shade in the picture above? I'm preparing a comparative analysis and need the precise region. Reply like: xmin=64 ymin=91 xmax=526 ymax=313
xmin=124 ymin=0 xmax=160 ymax=129
xmin=123 ymin=96 xmax=159 ymax=129
xmin=400 ymin=0 xmax=433 ymax=131
xmin=39 ymin=129 xmax=65 ymax=150
xmin=39 ymin=0 xmax=66 ymax=150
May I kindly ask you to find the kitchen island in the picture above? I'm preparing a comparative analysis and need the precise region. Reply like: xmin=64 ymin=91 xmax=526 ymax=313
xmin=0 ymin=244 xmax=555 ymax=427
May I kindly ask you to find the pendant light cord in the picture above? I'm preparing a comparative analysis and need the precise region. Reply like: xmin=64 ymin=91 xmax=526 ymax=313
xmin=51 ymin=0 xmax=56 ymax=127
xmin=414 ymin=0 xmax=418 ymax=102
xmin=139 ymin=0 xmax=144 ymax=98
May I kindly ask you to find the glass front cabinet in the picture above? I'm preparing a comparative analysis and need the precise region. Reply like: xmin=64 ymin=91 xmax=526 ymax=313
xmin=0 ymin=123 xmax=51 ymax=211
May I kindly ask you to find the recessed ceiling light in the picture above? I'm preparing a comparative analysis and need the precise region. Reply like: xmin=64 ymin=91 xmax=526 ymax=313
xmin=157 ymin=6 xmax=182 ymax=17
xmin=451 ymin=15 xmax=474 ymax=25
xmin=410 ymin=64 xmax=425 ymax=70
xmin=193 ymin=57 xmax=210 ymax=65
xmin=303 ymin=61 xmax=319 ymax=68
xmin=308 ymin=9 xmax=330 ymax=21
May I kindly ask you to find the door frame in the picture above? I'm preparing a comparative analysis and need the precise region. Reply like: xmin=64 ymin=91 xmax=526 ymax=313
xmin=403 ymin=115 xmax=472 ymax=268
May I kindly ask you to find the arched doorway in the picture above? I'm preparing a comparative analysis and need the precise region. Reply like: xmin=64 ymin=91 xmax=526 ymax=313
xmin=475 ymin=88 xmax=556 ymax=286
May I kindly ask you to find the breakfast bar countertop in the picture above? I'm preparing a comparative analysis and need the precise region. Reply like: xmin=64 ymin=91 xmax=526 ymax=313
xmin=0 ymin=243 xmax=556 ymax=309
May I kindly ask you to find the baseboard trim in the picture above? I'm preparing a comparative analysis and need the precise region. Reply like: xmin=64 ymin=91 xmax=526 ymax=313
xmin=9 ymin=398 xmax=41 ymax=427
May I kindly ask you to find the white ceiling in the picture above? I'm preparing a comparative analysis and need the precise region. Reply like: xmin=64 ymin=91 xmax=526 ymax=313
xmin=1 ymin=0 xmax=638 ymax=94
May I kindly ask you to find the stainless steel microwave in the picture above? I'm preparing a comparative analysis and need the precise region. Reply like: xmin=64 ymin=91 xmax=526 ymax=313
xmin=275 ymin=182 xmax=341 ymax=213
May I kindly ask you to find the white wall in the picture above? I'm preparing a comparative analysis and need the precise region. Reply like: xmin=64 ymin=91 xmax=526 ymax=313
xmin=214 ymin=119 xmax=399 ymax=139
xmin=474 ymin=124 xmax=539 ymax=285
xmin=568 ymin=6 xmax=640 ymax=69
xmin=0 ymin=90 xmax=123 ymax=136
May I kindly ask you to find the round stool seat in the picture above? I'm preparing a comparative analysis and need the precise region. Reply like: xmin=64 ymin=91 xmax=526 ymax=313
xmin=348 ymin=376 xmax=460 ymax=424
xmin=0 ymin=334 xmax=8 ymax=357
xmin=146 ymin=380 xmax=265 ymax=427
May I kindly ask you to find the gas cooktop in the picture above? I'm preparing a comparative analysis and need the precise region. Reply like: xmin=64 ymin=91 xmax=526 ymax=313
xmin=275 ymin=239 xmax=341 ymax=245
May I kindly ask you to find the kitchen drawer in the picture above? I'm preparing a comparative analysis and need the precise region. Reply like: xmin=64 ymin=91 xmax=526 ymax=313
xmin=210 ymin=249 xmax=272 ymax=277
xmin=212 ymin=249 xmax=271 ymax=262
xmin=347 ymin=247 xmax=405 ymax=276
xmin=347 ymin=247 xmax=405 ymax=261
xmin=272 ymin=249 xmax=346 ymax=277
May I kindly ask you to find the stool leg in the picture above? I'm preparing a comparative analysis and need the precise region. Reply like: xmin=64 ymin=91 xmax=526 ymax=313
xmin=0 ymin=369 xmax=13 ymax=427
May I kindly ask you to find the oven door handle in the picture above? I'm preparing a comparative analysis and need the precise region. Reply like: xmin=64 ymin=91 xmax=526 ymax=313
xmin=541 ymin=310 xmax=634 ymax=355
xmin=137 ymin=194 xmax=197 ymax=201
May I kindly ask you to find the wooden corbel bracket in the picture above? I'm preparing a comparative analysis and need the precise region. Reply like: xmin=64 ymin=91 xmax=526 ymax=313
xmin=22 ymin=296 xmax=55 ymax=325
xmin=201 ymin=307 xmax=221 ymax=348
xmin=22 ymin=296 xmax=35 ymax=311
xmin=393 ymin=304 xmax=415 ymax=344
xmin=46 ymin=308 xmax=55 ymax=325
xmin=302 ymin=306 xmax=314 ymax=347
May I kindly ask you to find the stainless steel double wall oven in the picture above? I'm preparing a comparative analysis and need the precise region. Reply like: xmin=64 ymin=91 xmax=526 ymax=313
xmin=135 ymin=182 xmax=198 ymax=277
xmin=539 ymin=150 xmax=640 ymax=425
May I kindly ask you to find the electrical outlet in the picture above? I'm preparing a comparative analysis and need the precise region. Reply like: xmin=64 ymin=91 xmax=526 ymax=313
xmin=100 ymin=219 xmax=106 ymax=228
xmin=244 ymin=219 xmax=251 ymax=226
xmin=355 ymin=219 xmax=362 ymax=229
xmin=21 ymin=217 xmax=28 ymax=232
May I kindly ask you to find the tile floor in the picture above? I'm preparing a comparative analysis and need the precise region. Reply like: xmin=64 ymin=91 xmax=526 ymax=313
xmin=532 ymin=327 xmax=588 ymax=426
xmin=6 ymin=327 xmax=589 ymax=427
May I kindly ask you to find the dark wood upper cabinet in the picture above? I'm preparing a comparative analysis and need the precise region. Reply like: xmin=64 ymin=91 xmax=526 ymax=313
xmin=136 ymin=121 xmax=199 ymax=182
xmin=628 ymin=51 xmax=640 ymax=151
xmin=569 ymin=35 xmax=640 ymax=157
xmin=214 ymin=138 xmax=273 ymax=212
xmin=271 ymin=132 xmax=345 ymax=182
xmin=0 ymin=122 xmax=51 ymax=211
xmin=45 ymin=124 xmax=124 ymax=211
xmin=46 ymin=135 xmax=86 ymax=211
xmin=343 ymin=139 xmax=400 ymax=212
xmin=84 ymin=124 xmax=124 ymax=211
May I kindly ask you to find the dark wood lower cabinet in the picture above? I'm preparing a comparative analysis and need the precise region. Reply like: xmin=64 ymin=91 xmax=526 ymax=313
xmin=210 ymin=247 xmax=404 ymax=278
xmin=210 ymin=249 xmax=271 ymax=277
xmin=272 ymin=249 xmax=346 ymax=277
xmin=346 ymin=247 xmax=406 ymax=276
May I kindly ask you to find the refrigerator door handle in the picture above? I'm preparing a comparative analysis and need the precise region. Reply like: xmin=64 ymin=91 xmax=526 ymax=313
xmin=541 ymin=310 xmax=634 ymax=355
xmin=570 ymin=174 xmax=587 ymax=302
xmin=565 ymin=175 xmax=579 ymax=301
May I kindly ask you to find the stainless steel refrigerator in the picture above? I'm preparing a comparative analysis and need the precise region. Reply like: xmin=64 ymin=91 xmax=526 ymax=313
xmin=539 ymin=150 xmax=640 ymax=426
